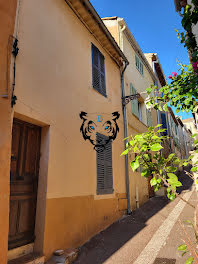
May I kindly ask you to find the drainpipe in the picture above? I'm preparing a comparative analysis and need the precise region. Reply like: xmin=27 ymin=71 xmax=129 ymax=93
xmin=152 ymin=60 xmax=161 ymax=127
xmin=121 ymin=60 xmax=131 ymax=215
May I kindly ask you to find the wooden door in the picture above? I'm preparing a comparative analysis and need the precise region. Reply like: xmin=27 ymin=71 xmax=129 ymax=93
xmin=9 ymin=119 xmax=41 ymax=249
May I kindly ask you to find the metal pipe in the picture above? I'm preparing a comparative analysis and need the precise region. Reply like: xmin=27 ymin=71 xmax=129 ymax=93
xmin=121 ymin=60 xmax=131 ymax=214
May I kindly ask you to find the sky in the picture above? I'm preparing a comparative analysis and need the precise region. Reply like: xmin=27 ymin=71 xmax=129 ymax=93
xmin=90 ymin=0 xmax=192 ymax=119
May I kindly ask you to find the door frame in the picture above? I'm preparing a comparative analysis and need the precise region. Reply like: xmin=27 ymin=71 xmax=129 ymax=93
xmin=8 ymin=115 xmax=49 ymax=259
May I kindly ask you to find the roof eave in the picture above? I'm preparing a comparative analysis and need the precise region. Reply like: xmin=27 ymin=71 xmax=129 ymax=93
xmin=117 ymin=18 xmax=157 ymax=83
xmin=65 ymin=0 xmax=128 ymax=67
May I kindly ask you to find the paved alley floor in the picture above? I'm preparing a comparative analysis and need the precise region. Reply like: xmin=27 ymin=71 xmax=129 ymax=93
xmin=74 ymin=173 xmax=196 ymax=264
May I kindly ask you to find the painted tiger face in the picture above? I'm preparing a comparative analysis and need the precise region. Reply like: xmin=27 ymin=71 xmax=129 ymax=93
xmin=80 ymin=111 xmax=120 ymax=152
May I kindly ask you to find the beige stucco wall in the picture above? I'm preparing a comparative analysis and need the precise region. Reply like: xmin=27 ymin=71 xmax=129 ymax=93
xmin=12 ymin=0 xmax=126 ymax=258
xmin=188 ymin=0 xmax=198 ymax=45
xmin=103 ymin=19 xmax=158 ymax=208
xmin=122 ymin=33 xmax=156 ymax=208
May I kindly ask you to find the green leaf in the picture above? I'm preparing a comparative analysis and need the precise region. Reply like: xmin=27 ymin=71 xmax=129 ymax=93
xmin=150 ymin=177 xmax=157 ymax=187
xmin=191 ymin=167 xmax=197 ymax=172
xmin=157 ymin=178 xmax=161 ymax=183
xmin=167 ymin=153 xmax=175 ymax=161
xmin=150 ymin=143 xmax=163 ymax=152
xmin=192 ymin=134 xmax=197 ymax=138
xmin=152 ymin=135 xmax=159 ymax=140
xmin=177 ymin=244 xmax=187 ymax=251
xmin=163 ymin=104 xmax=168 ymax=111
xmin=141 ymin=169 xmax=150 ymax=177
xmin=169 ymin=193 xmax=176 ymax=201
xmin=120 ymin=149 xmax=129 ymax=156
xmin=130 ymin=160 xmax=140 ymax=172
xmin=182 ymin=251 xmax=187 ymax=257
xmin=158 ymin=128 xmax=167 ymax=133
xmin=185 ymin=256 xmax=194 ymax=264
xmin=129 ymin=139 xmax=135 ymax=146
xmin=135 ymin=134 xmax=143 ymax=140
xmin=134 ymin=145 xmax=139 ymax=153
xmin=194 ymin=139 xmax=198 ymax=144
xmin=155 ymin=124 xmax=163 ymax=128
xmin=167 ymin=187 xmax=171 ymax=193
xmin=166 ymin=166 xmax=177 ymax=172
xmin=167 ymin=173 xmax=178 ymax=181
xmin=183 ymin=162 xmax=189 ymax=166
xmin=146 ymin=87 xmax=153 ymax=94
xmin=188 ymin=155 xmax=194 ymax=160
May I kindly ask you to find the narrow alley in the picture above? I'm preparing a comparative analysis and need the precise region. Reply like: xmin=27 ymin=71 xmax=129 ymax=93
xmin=74 ymin=171 xmax=195 ymax=264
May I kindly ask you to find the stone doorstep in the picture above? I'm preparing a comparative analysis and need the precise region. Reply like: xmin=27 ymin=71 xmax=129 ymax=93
xmin=46 ymin=248 xmax=78 ymax=264
xmin=7 ymin=253 xmax=44 ymax=264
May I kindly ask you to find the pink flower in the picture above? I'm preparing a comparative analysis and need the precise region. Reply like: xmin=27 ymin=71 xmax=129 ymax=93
xmin=192 ymin=61 xmax=198 ymax=71
xmin=172 ymin=72 xmax=177 ymax=77
xmin=168 ymin=75 xmax=172 ymax=79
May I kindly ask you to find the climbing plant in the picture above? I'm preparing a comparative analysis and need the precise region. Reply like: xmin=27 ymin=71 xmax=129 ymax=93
xmin=146 ymin=1 xmax=198 ymax=115
xmin=121 ymin=2 xmax=198 ymax=263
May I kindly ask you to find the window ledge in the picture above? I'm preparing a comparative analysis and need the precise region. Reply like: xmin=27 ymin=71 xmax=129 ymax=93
xmin=129 ymin=112 xmax=148 ymax=128
xmin=94 ymin=193 xmax=115 ymax=200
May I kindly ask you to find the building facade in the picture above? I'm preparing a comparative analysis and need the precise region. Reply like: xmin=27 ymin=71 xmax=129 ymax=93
xmin=0 ymin=1 xmax=18 ymax=263
xmin=102 ymin=17 xmax=158 ymax=208
xmin=1 ymin=0 xmax=130 ymax=262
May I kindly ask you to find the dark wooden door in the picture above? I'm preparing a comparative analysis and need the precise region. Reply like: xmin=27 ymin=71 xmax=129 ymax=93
xmin=9 ymin=119 xmax=41 ymax=249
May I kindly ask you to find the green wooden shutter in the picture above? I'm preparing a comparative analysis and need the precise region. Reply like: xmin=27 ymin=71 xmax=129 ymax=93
xmin=146 ymin=109 xmax=153 ymax=127
xmin=97 ymin=133 xmax=113 ymax=195
xmin=130 ymin=83 xmax=139 ymax=117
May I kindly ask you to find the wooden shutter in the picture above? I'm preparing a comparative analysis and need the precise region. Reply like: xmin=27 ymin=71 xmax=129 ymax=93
xmin=135 ymin=55 xmax=144 ymax=76
xmin=160 ymin=113 xmax=167 ymax=135
xmin=146 ymin=109 xmax=153 ymax=127
xmin=130 ymin=83 xmax=139 ymax=117
xmin=97 ymin=133 xmax=113 ymax=195
xmin=92 ymin=44 xmax=106 ymax=97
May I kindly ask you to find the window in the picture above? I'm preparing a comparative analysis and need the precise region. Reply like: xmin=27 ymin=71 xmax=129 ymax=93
xmin=130 ymin=83 xmax=143 ymax=121
xmin=160 ymin=113 xmax=168 ymax=136
xmin=146 ymin=109 xmax=153 ymax=127
xmin=138 ymin=102 xmax=142 ymax=121
xmin=97 ymin=133 xmax=113 ymax=195
xmin=135 ymin=55 xmax=144 ymax=76
xmin=130 ymin=84 xmax=139 ymax=117
xmin=92 ymin=44 xmax=106 ymax=97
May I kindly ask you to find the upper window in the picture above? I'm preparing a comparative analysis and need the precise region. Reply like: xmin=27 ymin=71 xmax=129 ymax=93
xmin=160 ymin=113 xmax=168 ymax=136
xmin=146 ymin=109 xmax=153 ymax=127
xmin=135 ymin=55 xmax=144 ymax=76
xmin=92 ymin=44 xmax=106 ymax=97
xmin=130 ymin=83 xmax=142 ymax=121
xmin=96 ymin=133 xmax=113 ymax=195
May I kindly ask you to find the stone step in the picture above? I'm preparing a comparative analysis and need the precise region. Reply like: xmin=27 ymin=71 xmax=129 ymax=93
xmin=8 ymin=253 xmax=44 ymax=264
xmin=46 ymin=248 xmax=78 ymax=264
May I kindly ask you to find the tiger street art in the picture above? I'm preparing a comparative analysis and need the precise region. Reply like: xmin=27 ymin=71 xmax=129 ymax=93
xmin=79 ymin=111 xmax=120 ymax=152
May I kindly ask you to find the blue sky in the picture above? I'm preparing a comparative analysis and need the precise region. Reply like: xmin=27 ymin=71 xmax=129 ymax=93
xmin=90 ymin=0 xmax=192 ymax=119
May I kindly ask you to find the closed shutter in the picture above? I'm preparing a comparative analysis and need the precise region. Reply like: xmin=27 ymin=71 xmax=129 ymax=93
xmin=92 ymin=44 xmax=106 ymax=97
xmin=146 ymin=109 xmax=153 ymax=127
xmin=160 ymin=113 xmax=167 ymax=135
xmin=130 ymin=83 xmax=139 ymax=117
xmin=97 ymin=133 xmax=113 ymax=195
xmin=135 ymin=55 xmax=144 ymax=76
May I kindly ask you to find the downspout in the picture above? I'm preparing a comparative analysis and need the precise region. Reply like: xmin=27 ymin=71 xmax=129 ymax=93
xmin=121 ymin=60 xmax=131 ymax=214
xmin=152 ymin=60 xmax=160 ymax=127
xmin=119 ymin=22 xmax=131 ymax=214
